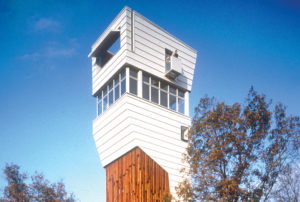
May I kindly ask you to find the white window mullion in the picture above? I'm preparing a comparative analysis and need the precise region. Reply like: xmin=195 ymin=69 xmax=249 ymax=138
xmin=113 ymin=79 xmax=115 ymax=102
xmin=149 ymin=77 xmax=152 ymax=101
xmin=101 ymin=90 xmax=103 ymax=114
xmin=167 ymin=85 xmax=169 ymax=108
xmin=158 ymin=81 xmax=161 ymax=105
xmin=126 ymin=67 xmax=130 ymax=93
xmin=137 ymin=70 xmax=142 ymax=98
xmin=176 ymin=88 xmax=178 ymax=112
xmin=185 ymin=91 xmax=189 ymax=116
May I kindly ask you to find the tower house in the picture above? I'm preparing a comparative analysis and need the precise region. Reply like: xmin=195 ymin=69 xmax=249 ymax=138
xmin=88 ymin=7 xmax=197 ymax=200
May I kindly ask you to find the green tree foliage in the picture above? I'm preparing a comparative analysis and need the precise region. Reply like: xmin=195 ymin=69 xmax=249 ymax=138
xmin=0 ymin=163 xmax=75 ymax=202
xmin=177 ymin=87 xmax=300 ymax=201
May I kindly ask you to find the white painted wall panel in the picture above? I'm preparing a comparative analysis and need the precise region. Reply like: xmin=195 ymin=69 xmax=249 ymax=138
xmin=134 ymin=13 xmax=197 ymax=58
xmin=134 ymin=26 xmax=196 ymax=67
xmin=131 ymin=13 xmax=197 ymax=91
xmin=125 ymin=52 xmax=190 ymax=90
xmin=91 ymin=8 xmax=132 ymax=95
xmin=93 ymin=93 xmax=190 ymax=199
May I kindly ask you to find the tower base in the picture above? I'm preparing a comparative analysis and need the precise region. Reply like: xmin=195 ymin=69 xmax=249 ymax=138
xmin=105 ymin=147 xmax=170 ymax=201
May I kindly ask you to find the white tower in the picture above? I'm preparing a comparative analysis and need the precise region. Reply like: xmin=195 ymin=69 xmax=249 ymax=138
xmin=89 ymin=7 xmax=197 ymax=200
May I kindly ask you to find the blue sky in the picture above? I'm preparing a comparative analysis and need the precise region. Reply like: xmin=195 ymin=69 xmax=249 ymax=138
xmin=0 ymin=0 xmax=299 ymax=201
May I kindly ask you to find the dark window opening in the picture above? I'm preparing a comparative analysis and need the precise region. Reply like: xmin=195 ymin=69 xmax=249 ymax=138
xmin=93 ymin=31 xmax=121 ymax=68
xmin=165 ymin=49 xmax=172 ymax=72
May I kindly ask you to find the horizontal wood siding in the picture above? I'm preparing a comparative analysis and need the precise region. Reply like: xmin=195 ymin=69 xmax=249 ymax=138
xmin=91 ymin=8 xmax=132 ymax=95
xmin=131 ymin=12 xmax=197 ymax=91
xmin=105 ymin=147 xmax=170 ymax=202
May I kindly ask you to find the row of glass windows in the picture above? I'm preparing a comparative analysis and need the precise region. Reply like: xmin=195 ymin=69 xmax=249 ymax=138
xmin=97 ymin=68 xmax=185 ymax=116
xmin=142 ymin=72 xmax=185 ymax=114
xmin=97 ymin=70 xmax=126 ymax=116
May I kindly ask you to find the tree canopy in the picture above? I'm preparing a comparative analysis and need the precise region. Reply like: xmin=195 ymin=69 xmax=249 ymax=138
xmin=0 ymin=163 xmax=75 ymax=202
xmin=177 ymin=87 xmax=300 ymax=201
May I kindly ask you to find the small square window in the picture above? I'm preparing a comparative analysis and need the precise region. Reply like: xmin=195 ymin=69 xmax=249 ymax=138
xmin=181 ymin=126 xmax=189 ymax=142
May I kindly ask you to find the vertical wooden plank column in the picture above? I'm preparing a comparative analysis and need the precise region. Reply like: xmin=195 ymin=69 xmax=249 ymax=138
xmin=105 ymin=147 xmax=170 ymax=201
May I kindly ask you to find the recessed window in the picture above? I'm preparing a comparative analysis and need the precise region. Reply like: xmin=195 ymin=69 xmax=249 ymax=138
xmin=143 ymin=73 xmax=150 ymax=100
xmin=96 ymin=68 xmax=186 ymax=117
xmin=129 ymin=69 xmax=138 ymax=95
xmin=141 ymin=71 xmax=186 ymax=114
xmin=93 ymin=31 xmax=121 ymax=68
xmin=151 ymin=78 xmax=159 ymax=104
xmin=169 ymin=94 xmax=176 ymax=111
xmin=165 ymin=49 xmax=172 ymax=72
xmin=97 ymin=69 xmax=127 ymax=116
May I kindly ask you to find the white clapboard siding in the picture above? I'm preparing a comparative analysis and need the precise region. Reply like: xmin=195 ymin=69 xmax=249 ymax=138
xmin=90 ymin=7 xmax=197 ymax=95
xmin=90 ymin=6 xmax=198 ymax=200
xmin=93 ymin=93 xmax=191 ymax=199
xmin=93 ymin=94 xmax=190 ymax=165
xmin=92 ymin=49 xmax=127 ymax=95
xmin=91 ymin=7 xmax=131 ymax=52
xmin=91 ymin=8 xmax=132 ymax=95
xmin=131 ymin=12 xmax=197 ymax=91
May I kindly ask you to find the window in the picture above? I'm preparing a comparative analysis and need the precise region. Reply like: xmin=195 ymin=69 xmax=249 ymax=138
xmin=160 ymin=81 xmax=168 ymax=107
xmin=121 ymin=70 xmax=126 ymax=95
xmin=178 ymin=89 xmax=185 ymax=114
xmin=92 ymin=31 xmax=121 ymax=68
xmin=165 ymin=49 xmax=172 ymax=72
xmin=143 ymin=73 xmax=150 ymax=100
xmin=96 ymin=68 xmax=186 ymax=117
xmin=103 ymin=89 xmax=108 ymax=111
xmin=129 ymin=69 xmax=138 ymax=95
xmin=114 ymin=75 xmax=120 ymax=101
xmin=141 ymin=71 xmax=186 ymax=114
xmin=151 ymin=78 xmax=159 ymax=104
xmin=97 ymin=69 xmax=127 ymax=116
xmin=108 ymin=81 xmax=113 ymax=106
xmin=98 ymin=94 xmax=102 ymax=116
